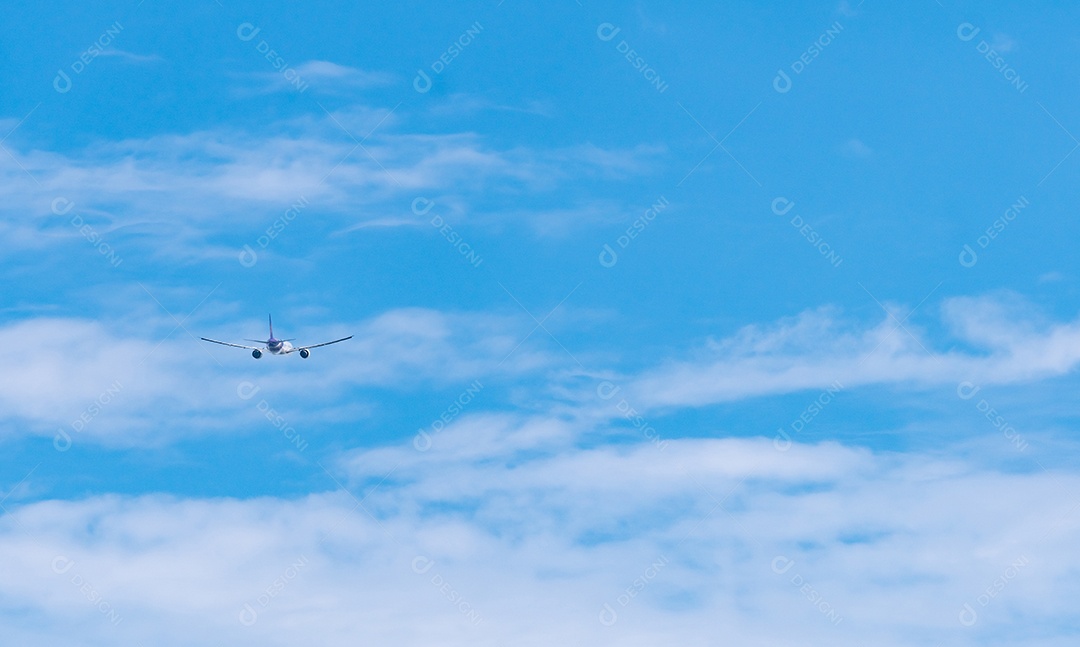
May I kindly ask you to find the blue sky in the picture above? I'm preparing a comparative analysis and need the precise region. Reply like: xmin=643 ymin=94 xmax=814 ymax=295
xmin=3 ymin=1 xmax=1080 ymax=644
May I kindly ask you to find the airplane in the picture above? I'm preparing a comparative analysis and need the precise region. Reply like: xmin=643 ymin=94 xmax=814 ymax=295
xmin=201 ymin=315 xmax=352 ymax=359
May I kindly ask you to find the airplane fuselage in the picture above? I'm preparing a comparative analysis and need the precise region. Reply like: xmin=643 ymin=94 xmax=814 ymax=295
xmin=202 ymin=315 xmax=350 ymax=359
xmin=266 ymin=338 xmax=293 ymax=354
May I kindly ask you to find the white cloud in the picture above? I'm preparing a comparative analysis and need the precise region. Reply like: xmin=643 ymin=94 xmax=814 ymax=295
xmin=0 ymin=308 xmax=556 ymax=447
xmin=293 ymin=61 xmax=395 ymax=86
xmin=618 ymin=294 xmax=1080 ymax=411
xmin=425 ymin=93 xmax=555 ymax=118
xmin=1 ymin=420 xmax=1076 ymax=645
xmin=840 ymin=138 xmax=873 ymax=158
xmin=990 ymin=34 xmax=1017 ymax=53
xmin=7 ymin=292 xmax=1080 ymax=449
xmin=248 ymin=60 xmax=396 ymax=95
xmin=837 ymin=0 xmax=860 ymax=17
xmin=336 ymin=217 xmax=423 ymax=232
xmin=96 ymin=49 xmax=162 ymax=64
xmin=0 ymin=108 xmax=660 ymax=260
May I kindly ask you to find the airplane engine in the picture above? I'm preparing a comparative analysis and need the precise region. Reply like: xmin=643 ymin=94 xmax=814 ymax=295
xmin=252 ymin=349 xmax=262 ymax=359
xmin=299 ymin=349 xmax=310 ymax=359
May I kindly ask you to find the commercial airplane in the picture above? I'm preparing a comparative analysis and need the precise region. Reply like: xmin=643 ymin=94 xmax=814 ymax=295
xmin=201 ymin=315 xmax=352 ymax=359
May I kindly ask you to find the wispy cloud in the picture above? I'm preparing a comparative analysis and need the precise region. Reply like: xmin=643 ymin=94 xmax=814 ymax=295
xmin=6 ymin=292 xmax=1079 ymax=448
xmin=96 ymin=49 xmax=162 ymax=64
xmin=616 ymin=294 xmax=1080 ymax=411
xmin=0 ymin=107 xmax=661 ymax=261
xmin=840 ymin=138 xmax=873 ymax=158
xmin=426 ymin=93 xmax=555 ymax=118
xmin=249 ymin=60 xmax=396 ymax=95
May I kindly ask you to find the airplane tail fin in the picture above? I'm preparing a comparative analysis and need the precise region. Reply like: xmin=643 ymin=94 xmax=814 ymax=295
xmin=269 ymin=314 xmax=274 ymax=339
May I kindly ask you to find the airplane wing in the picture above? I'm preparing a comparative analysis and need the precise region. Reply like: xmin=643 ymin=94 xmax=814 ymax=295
xmin=201 ymin=338 xmax=264 ymax=351
xmin=287 ymin=336 xmax=354 ymax=352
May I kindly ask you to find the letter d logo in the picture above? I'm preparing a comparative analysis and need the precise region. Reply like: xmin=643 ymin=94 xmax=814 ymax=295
xmin=771 ymin=555 xmax=795 ymax=574
xmin=412 ymin=556 xmax=435 ymax=574
xmin=958 ymin=244 xmax=978 ymax=268
xmin=596 ymin=381 xmax=621 ymax=400
xmin=956 ymin=381 xmax=981 ymax=400
xmin=596 ymin=23 xmax=621 ymax=42
xmin=413 ymin=430 xmax=432 ymax=452
xmin=54 ymin=429 xmax=72 ymax=452
xmin=958 ymin=602 xmax=978 ymax=626
xmin=413 ymin=70 xmax=432 ymax=93
xmin=236 ymin=381 xmax=261 ymax=401
xmin=956 ymin=22 xmax=981 ymax=42
xmin=599 ymin=602 xmax=618 ymax=626
xmin=773 ymin=429 xmax=791 ymax=452
xmin=53 ymin=70 xmax=72 ymax=93
xmin=599 ymin=244 xmax=618 ymax=268
xmin=411 ymin=197 xmax=435 ymax=216
xmin=51 ymin=197 xmax=75 ymax=216
xmin=773 ymin=69 xmax=792 ymax=93
xmin=236 ymin=22 xmax=261 ymax=42
xmin=52 ymin=556 xmax=75 ymax=574
xmin=771 ymin=197 xmax=794 ymax=216
xmin=238 ymin=245 xmax=258 ymax=268
xmin=239 ymin=603 xmax=258 ymax=626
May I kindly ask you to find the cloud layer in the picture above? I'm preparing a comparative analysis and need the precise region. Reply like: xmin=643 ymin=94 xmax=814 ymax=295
xmin=2 ymin=417 xmax=1076 ymax=646
xmin=622 ymin=295 xmax=1080 ymax=411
